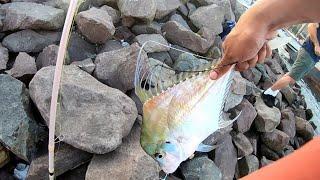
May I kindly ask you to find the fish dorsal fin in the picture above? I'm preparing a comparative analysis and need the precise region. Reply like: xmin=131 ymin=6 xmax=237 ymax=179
xmin=134 ymin=41 xmax=215 ymax=104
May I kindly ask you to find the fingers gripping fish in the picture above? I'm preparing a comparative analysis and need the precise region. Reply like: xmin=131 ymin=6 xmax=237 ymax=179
xmin=134 ymin=41 xmax=238 ymax=174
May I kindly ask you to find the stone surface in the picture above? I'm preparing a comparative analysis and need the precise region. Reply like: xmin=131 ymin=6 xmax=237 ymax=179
xmin=6 ymin=52 xmax=37 ymax=78
xmin=237 ymin=155 xmax=259 ymax=178
xmin=0 ymin=2 xmax=65 ymax=31
xmin=67 ymin=32 xmax=96 ymax=62
xmin=0 ymin=44 xmax=9 ymax=71
xmin=71 ymin=58 xmax=95 ymax=74
xmin=281 ymin=86 xmax=297 ymax=105
xmin=186 ymin=2 xmax=197 ymax=16
xmin=189 ymin=4 xmax=224 ymax=35
xmin=162 ymin=21 xmax=215 ymax=53
xmin=173 ymin=52 xmax=209 ymax=71
xmin=118 ymin=0 xmax=157 ymax=22
xmin=181 ymin=156 xmax=222 ymax=180
xmin=100 ymin=5 xmax=120 ymax=24
xmin=224 ymin=92 xmax=243 ymax=112
xmin=254 ymin=96 xmax=281 ymax=132
xmin=170 ymin=13 xmax=191 ymax=30
xmin=246 ymin=132 xmax=258 ymax=156
xmin=260 ymin=144 xmax=280 ymax=161
xmin=36 ymin=44 xmax=61 ymax=69
xmin=132 ymin=22 xmax=162 ymax=35
xmin=198 ymin=0 xmax=235 ymax=21
xmin=214 ymin=134 xmax=237 ymax=180
xmin=233 ymin=99 xmax=257 ymax=133
xmin=231 ymin=72 xmax=257 ymax=96
xmin=0 ymin=75 xmax=39 ymax=162
xmin=99 ymin=40 xmax=124 ymax=53
xmin=0 ymin=145 xmax=10 ymax=168
xmin=261 ymin=129 xmax=290 ymax=152
xmin=134 ymin=34 xmax=169 ymax=53
xmin=241 ymin=68 xmax=262 ymax=85
xmin=279 ymin=108 xmax=296 ymax=138
xmin=295 ymin=117 xmax=314 ymax=141
xmin=206 ymin=46 xmax=221 ymax=59
xmin=94 ymin=43 xmax=148 ymax=92
xmin=29 ymin=65 xmax=138 ymax=154
xmin=85 ymin=123 xmax=159 ymax=180
xmin=76 ymin=7 xmax=115 ymax=44
xmin=260 ymin=156 xmax=274 ymax=167
xmin=232 ymin=132 xmax=253 ymax=157
xmin=2 ymin=30 xmax=60 ymax=53
xmin=168 ymin=44 xmax=191 ymax=62
xmin=27 ymin=143 xmax=92 ymax=179
xmin=149 ymin=51 xmax=173 ymax=67
xmin=155 ymin=0 xmax=182 ymax=20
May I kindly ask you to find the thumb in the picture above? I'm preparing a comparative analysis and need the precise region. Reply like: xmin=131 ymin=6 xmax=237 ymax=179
xmin=209 ymin=63 xmax=232 ymax=80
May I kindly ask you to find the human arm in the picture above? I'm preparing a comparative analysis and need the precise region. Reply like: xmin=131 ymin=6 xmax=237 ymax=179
xmin=210 ymin=0 xmax=320 ymax=80
xmin=308 ymin=23 xmax=320 ymax=56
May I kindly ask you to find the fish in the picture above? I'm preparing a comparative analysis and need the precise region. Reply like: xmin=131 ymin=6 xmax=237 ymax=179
xmin=134 ymin=47 xmax=237 ymax=174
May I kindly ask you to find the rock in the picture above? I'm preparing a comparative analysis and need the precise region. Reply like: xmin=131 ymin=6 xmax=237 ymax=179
xmin=254 ymin=96 xmax=281 ymax=132
xmin=237 ymin=155 xmax=259 ymax=178
xmin=280 ymin=86 xmax=297 ymax=105
xmin=261 ymin=129 xmax=290 ymax=151
xmin=56 ymin=163 xmax=89 ymax=180
xmin=85 ymin=123 xmax=159 ymax=180
xmin=310 ymin=121 xmax=317 ymax=131
xmin=114 ymin=26 xmax=136 ymax=42
xmin=71 ymin=58 xmax=95 ymax=74
xmin=214 ymin=134 xmax=237 ymax=180
xmin=27 ymin=143 xmax=92 ymax=179
xmin=118 ymin=0 xmax=156 ymax=22
xmin=206 ymin=46 xmax=221 ymax=59
xmin=246 ymin=132 xmax=258 ymax=156
xmin=232 ymin=132 xmax=253 ymax=157
xmin=260 ymin=144 xmax=280 ymax=161
xmin=129 ymin=91 xmax=143 ymax=115
xmin=155 ymin=0 xmax=182 ymax=20
xmin=202 ymin=125 xmax=233 ymax=146
xmin=132 ymin=22 xmax=162 ymax=35
xmin=162 ymin=21 xmax=215 ymax=53
xmin=279 ymin=108 xmax=296 ymax=138
xmin=134 ymin=34 xmax=169 ymax=53
xmin=6 ymin=52 xmax=37 ymax=78
xmin=121 ymin=17 xmax=136 ymax=27
xmin=283 ymin=145 xmax=294 ymax=156
xmin=67 ymin=32 xmax=96 ymax=62
xmin=186 ymin=2 xmax=197 ymax=16
xmin=231 ymin=72 xmax=257 ymax=96
xmin=232 ymin=99 xmax=257 ymax=133
xmin=181 ymin=156 xmax=222 ymax=180
xmin=260 ymin=156 xmax=274 ymax=167
xmin=2 ymin=30 xmax=60 ymax=53
xmin=233 ymin=0 xmax=247 ymax=21
xmin=178 ymin=3 xmax=188 ymax=17
xmin=36 ymin=44 xmax=59 ymax=69
xmin=100 ymin=5 xmax=120 ymax=24
xmin=168 ymin=44 xmax=191 ymax=61
xmin=265 ymin=57 xmax=284 ymax=75
xmin=0 ymin=44 xmax=9 ymax=71
xmin=189 ymin=4 xmax=224 ymax=35
xmin=0 ymin=75 xmax=40 ymax=162
xmin=224 ymin=92 xmax=243 ymax=112
xmin=99 ymin=40 xmax=123 ymax=53
xmin=76 ymin=7 xmax=115 ymax=44
xmin=294 ymin=108 xmax=306 ymax=120
xmin=0 ymin=2 xmax=65 ymax=31
xmin=149 ymin=51 xmax=173 ymax=67
xmin=147 ymin=58 xmax=176 ymax=85
xmin=241 ymin=68 xmax=262 ymax=85
xmin=306 ymin=109 xmax=313 ymax=120
xmin=0 ymin=145 xmax=10 ymax=168
xmin=93 ymin=43 xmax=148 ymax=92
xmin=173 ymin=52 xmax=209 ymax=71
xmin=295 ymin=117 xmax=314 ymax=141
xmin=170 ymin=14 xmax=191 ymax=30
xmin=29 ymin=65 xmax=138 ymax=154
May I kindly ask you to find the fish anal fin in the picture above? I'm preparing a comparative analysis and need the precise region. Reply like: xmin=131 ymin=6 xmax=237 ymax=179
xmin=218 ymin=111 xmax=242 ymax=129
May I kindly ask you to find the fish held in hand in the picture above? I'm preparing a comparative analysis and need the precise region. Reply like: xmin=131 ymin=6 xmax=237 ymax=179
xmin=134 ymin=43 xmax=237 ymax=174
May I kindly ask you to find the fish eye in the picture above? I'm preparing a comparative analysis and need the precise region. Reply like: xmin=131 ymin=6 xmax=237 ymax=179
xmin=155 ymin=153 xmax=163 ymax=159
xmin=165 ymin=141 xmax=170 ymax=144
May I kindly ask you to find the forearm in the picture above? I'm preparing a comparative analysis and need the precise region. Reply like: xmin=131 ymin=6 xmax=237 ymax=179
xmin=309 ymin=24 xmax=319 ymax=47
xmin=236 ymin=0 xmax=320 ymax=37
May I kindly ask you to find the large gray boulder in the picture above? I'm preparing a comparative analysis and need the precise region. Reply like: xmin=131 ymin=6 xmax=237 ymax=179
xmin=100 ymin=5 xmax=120 ymax=24
xmin=195 ymin=0 xmax=235 ymax=21
xmin=6 ymin=52 xmax=37 ymax=78
xmin=155 ymin=0 xmax=182 ymax=20
xmin=295 ymin=117 xmax=314 ymax=141
xmin=134 ymin=34 xmax=170 ymax=53
xmin=27 ymin=143 xmax=92 ymax=179
xmin=85 ymin=123 xmax=159 ymax=180
xmin=173 ymin=52 xmax=210 ymax=72
xmin=131 ymin=22 xmax=162 ymax=35
xmin=93 ymin=43 xmax=148 ymax=92
xmin=0 ymin=44 xmax=9 ymax=71
xmin=76 ymin=7 xmax=115 ymax=44
xmin=261 ymin=129 xmax=290 ymax=152
xmin=29 ymin=65 xmax=138 ymax=154
xmin=0 ymin=75 xmax=40 ymax=162
xmin=279 ymin=108 xmax=296 ymax=138
xmin=233 ymin=99 xmax=257 ymax=133
xmin=67 ymin=32 xmax=96 ymax=62
xmin=2 ymin=30 xmax=60 ymax=53
xmin=237 ymin=155 xmax=259 ymax=178
xmin=181 ymin=156 xmax=222 ymax=180
xmin=214 ymin=134 xmax=237 ymax=180
xmin=118 ymin=0 xmax=157 ymax=22
xmin=0 ymin=2 xmax=65 ymax=31
xmin=254 ymin=96 xmax=281 ymax=132
xmin=162 ymin=21 xmax=215 ymax=53
xmin=36 ymin=44 xmax=61 ymax=69
xmin=232 ymin=132 xmax=253 ymax=157
xmin=189 ymin=4 xmax=224 ymax=35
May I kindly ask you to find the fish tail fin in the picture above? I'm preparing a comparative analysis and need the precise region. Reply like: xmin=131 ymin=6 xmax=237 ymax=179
xmin=218 ymin=111 xmax=242 ymax=129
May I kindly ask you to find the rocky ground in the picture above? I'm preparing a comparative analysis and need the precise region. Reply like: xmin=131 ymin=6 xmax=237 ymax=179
xmin=0 ymin=0 xmax=317 ymax=180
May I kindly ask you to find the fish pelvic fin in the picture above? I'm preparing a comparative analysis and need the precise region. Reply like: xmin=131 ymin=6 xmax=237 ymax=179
xmin=134 ymin=41 xmax=216 ymax=103
xmin=196 ymin=143 xmax=218 ymax=152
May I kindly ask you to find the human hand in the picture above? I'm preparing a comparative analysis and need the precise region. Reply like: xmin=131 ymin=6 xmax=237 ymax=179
xmin=314 ymin=45 xmax=320 ymax=56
